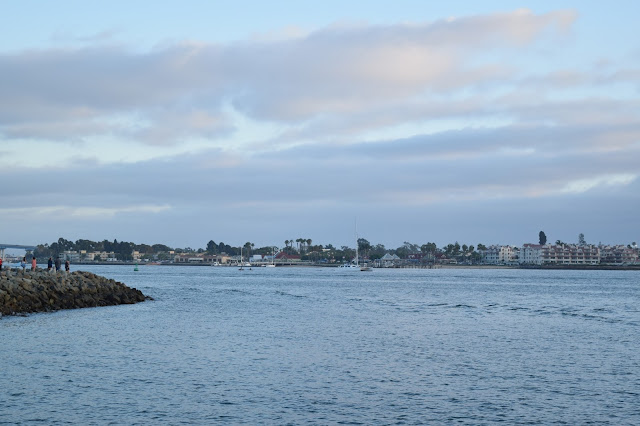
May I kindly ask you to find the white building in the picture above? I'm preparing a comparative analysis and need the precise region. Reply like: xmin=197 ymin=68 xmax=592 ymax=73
xmin=520 ymin=244 xmax=543 ymax=265
xmin=481 ymin=245 xmax=518 ymax=264
xmin=62 ymin=251 xmax=81 ymax=262
xmin=539 ymin=244 xmax=600 ymax=265
xmin=600 ymin=245 xmax=639 ymax=264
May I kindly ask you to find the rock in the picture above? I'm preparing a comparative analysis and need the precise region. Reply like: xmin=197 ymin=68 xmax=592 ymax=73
xmin=0 ymin=270 xmax=151 ymax=316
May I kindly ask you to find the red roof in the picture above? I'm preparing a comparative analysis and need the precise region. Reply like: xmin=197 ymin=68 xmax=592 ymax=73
xmin=275 ymin=252 xmax=300 ymax=260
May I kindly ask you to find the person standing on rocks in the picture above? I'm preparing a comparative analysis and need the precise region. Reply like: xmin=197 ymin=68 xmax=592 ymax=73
xmin=31 ymin=256 xmax=37 ymax=271
xmin=55 ymin=257 xmax=61 ymax=272
xmin=21 ymin=257 xmax=26 ymax=271
xmin=48 ymin=257 xmax=53 ymax=271
xmin=65 ymin=260 xmax=70 ymax=273
xmin=0 ymin=257 xmax=3 ymax=271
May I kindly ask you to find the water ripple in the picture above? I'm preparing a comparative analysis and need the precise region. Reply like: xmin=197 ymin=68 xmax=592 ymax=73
xmin=1 ymin=266 xmax=639 ymax=424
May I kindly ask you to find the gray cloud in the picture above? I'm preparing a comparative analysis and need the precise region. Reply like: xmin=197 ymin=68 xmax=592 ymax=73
xmin=2 ymin=120 xmax=638 ymax=248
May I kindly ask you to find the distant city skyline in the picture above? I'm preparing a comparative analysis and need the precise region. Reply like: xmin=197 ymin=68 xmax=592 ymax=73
xmin=1 ymin=1 xmax=638 ymax=249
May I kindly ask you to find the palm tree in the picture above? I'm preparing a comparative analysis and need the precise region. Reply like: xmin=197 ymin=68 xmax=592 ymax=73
xmin=306 ymin=239 xmax=312 ymax=255
xmin=284 ymin=240 xmax=290 ymax=253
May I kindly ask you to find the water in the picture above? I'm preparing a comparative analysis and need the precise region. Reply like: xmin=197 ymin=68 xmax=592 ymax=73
xmin=1 ymin=266 xmax=638 ymax=424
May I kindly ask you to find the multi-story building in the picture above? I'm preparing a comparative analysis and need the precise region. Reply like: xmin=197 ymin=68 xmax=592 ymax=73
xmin=481 ymin=245 xmax=518 ymax=264
xmin=539 ymin=244 xmax=600 ymax=265
xmin=519 ymin=244 xmax=543 ymax=265
xmin=174 ymin=253 xmax=227 ymax=264
xmin=600 ymin=245 xmax=639 ymax=264
xmin=62 ymin=250 xmax=81 ymax=262
xmin=88 ymin=251 xmax=117 ymax=261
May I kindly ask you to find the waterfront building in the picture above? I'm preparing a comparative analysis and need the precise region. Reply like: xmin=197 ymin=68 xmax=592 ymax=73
xmin=481 ymin=245 xmax=518 ymax=265
xmin=599 ymin=245 xmax=639 ymax=264
xmin=62 ymin=251 xmax=81 ymax=262
xmin=540 ymin=244 xmax=600 ymax=265
xmin=520 ymin=244 xmax=543 ymax=265
xmin=275 ymin=252 xmax=301 ymax=262
xmin=376 ymin=253 xmax=401 ymax=268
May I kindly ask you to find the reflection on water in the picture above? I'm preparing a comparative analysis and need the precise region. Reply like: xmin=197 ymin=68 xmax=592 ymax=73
xmin=2 ymin=266 xmax=639 ymax=424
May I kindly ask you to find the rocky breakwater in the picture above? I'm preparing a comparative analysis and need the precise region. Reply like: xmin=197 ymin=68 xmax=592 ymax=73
xmin=0 ymin=268 xmax=151 ymax=317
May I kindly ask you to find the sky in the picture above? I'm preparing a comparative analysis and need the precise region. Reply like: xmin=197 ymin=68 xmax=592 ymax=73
xmin=1 ymin=0 xmax=639 ymax=250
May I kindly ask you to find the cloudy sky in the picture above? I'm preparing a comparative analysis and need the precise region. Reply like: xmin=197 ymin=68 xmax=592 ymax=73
xmin=1 ymin=0 xmax=639 ymax=250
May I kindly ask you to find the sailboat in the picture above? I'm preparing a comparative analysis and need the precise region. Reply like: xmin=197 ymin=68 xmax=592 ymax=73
xmin=265 ymin=246 xmax=276 ymax=267
xmin=339 ymin=220 xmax=370 ymax=270
xmin=238 ymin=247 xmax=251 ymax=270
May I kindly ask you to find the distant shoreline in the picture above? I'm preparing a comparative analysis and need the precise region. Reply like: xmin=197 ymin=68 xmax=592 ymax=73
xmin=61 ymin=261 xmax=640 ymax=271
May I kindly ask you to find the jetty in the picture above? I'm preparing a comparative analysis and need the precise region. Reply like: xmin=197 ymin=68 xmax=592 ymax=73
xmin=0 ymin=268 xmax=150 ymax=317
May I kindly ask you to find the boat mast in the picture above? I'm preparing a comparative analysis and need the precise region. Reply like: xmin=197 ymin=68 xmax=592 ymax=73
xmin=355 ymin=218 xmax=359 ymax=266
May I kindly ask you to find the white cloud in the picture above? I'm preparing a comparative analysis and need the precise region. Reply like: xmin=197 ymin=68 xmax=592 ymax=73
xmin=0 ymin=204 xmax=171 ymax=220
xmin=0 ymin=8 xmax=580 ymax=152
xmin=561 ymin=174 xmax=637 ymax=194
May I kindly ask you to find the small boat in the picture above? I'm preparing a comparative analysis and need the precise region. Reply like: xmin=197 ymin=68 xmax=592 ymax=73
xmin=339 ymin=262 xmax=359 ymax=269
xmin=360 ymin=263 xmax=372 ymax=271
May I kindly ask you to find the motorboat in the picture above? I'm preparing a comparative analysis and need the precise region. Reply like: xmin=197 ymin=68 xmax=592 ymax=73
xmin=339 ymin=262 xmax=359 ymax=269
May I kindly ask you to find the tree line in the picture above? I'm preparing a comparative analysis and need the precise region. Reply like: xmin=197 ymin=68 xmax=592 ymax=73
xmin=30 ymin=236 xmax=489 ymax=263
xmin=31 ymin=231 xmax=618 ymax=263
xmin=33 ymin=237 xmax=172 ymax=261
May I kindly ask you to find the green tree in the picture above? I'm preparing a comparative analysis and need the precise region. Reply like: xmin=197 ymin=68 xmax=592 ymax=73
xmin=395 ymin=246 xmax=409 ymax=259
xmin=152 ymin=243 xmax=173 ymax=253
xmin=206 ymin=240 xmax=217 ymax=253
xmin=420 ymin=243 xmax=437 ymax=254
xmin=357 ymin=238 xmax=371 ymax=259
xmin=369 ymin=244 xmax=386 ymax=260
xmin=539 ymin=231 xmax=547 ymax=245
xmin=578 ymin=233 xmax=586 ymax=245
xmin=244 ymin=242 xmax=252 ymax=259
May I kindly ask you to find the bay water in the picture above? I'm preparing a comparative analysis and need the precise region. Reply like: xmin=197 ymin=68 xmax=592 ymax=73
xmin=1 ymin=266 xmax=638 ymax=424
